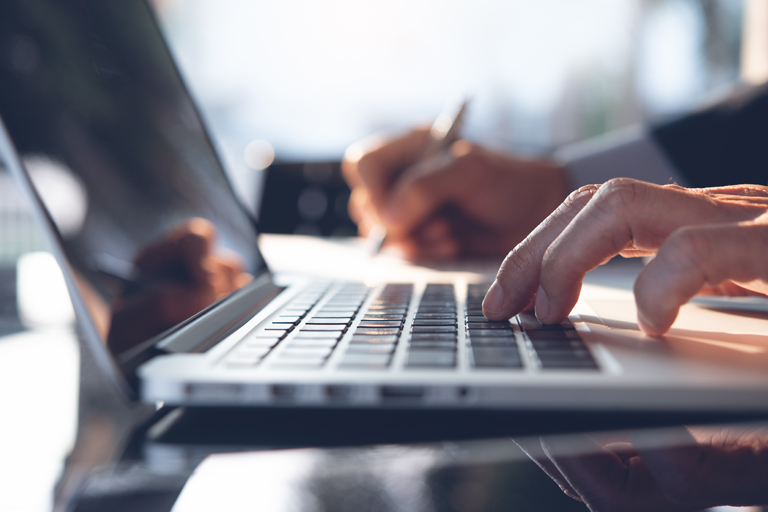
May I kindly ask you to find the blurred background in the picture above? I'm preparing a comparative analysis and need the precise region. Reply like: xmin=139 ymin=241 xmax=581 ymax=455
xmin=153 ymin=0 xmax=746 ymax=236
xmin=0 ymin=0 xmax=751 ymax=251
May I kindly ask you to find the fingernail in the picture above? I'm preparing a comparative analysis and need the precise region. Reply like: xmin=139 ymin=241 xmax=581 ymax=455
xmin=535 ymin=286 xmax=550 ymax=323
xmin=482 ymin=280 xmax=505 ymax=316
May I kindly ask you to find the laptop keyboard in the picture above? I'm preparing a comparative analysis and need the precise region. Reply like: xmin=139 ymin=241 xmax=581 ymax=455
xmin=225 ymin=282 xmax=598 ymax=371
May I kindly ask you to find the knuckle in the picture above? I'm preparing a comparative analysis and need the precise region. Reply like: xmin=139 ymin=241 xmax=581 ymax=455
xmin=560 ymin=184 xmax=600 ymax=211
xmin=498 ymin=239 xmax=538 ymax=281
xmin=592 ymin=178 xmax=643 ymax=216
xmin=452 ymin=142 xmax=483 ymax=168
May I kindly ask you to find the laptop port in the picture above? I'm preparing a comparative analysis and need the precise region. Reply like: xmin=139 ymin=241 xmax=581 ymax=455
xmin=325 ymin=385 xmax=352 ymax=400
xmin=271 ymin=384 xmax=297 ymax=399
xmin=380 ymin=386 xmax=424 ymax=400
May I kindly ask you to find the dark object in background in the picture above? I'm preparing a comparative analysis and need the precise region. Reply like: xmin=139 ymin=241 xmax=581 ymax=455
xmin=258 ymin=161 xmax=358 ymax=237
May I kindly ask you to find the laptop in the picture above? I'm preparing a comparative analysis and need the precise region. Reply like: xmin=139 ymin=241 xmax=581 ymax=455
xmin=3 ymin=0 xmax=768 ymax=415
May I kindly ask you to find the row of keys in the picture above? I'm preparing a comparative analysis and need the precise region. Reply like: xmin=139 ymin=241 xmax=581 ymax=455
xmin=225 ymin=283 xmax=332 ymax=367
xmin=466 ymin=284 xmax=522 ymax=368
xmin=270 ymin=283 xmax=373 ymax=369
xmin=406 ymin=284 xmax=458 ymax=368
xmin=338 ymin=284 xmax=413 ymax=368
xmin=517 ymin=312 xmax=598 ymax=369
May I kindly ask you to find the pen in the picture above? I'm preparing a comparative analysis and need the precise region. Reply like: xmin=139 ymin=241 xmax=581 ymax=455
xmin=366 ymin=99 xmax=469 ymax=255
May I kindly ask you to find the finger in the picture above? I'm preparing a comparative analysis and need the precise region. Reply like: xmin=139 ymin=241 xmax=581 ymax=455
xmin=513 ymin=438 xmax=582 ymax=501
xmin=632 ymin=427 xmax=768 ymax=507
xmin=535 ymin=179 xmax=757 ymax=325
xmin=135 ymin=218 xmax=216 ymax=283
xmin=703 ymin=184 xmax=768 ymax=198
xmin=698 ymin=280 xmax=767 ymax=297
xmin=482 ymin=185 xmax=600 ymax=320
xmin=603 ymin=442 xmax=640 ymax=464
xmin=384 ymin=140 xmax=518 ymax=238
xmin=343 ymin=128 xmax=431 ymax=208
xmin=541 ymin=435 xmax=692 ymax=512
xmin=634 ymin=220 xmax=768 ymax=335
xmin=347 ymin=187 xmax=369 ymax=225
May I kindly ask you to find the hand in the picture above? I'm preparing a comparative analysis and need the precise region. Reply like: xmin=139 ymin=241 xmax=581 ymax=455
xmin=516 ymin=426 xmax=768 ymax=511
xmin=342 ymin=128 xmax=569 ymax=259
xmin=482 ymin=179 xmax=768 ymax=335
xmin=107 ymin=218 xmax=252 ymax=353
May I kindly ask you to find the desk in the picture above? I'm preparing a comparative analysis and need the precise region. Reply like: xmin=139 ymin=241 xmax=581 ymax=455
xmin=0 ymin=237 xmax=766 ymax=512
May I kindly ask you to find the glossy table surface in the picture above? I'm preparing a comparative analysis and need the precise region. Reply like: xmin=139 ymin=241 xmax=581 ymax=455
xmin=2 ymin=237 xmax=768 ymax=512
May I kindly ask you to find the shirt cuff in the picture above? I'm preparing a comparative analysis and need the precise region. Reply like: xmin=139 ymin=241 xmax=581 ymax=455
xmin=554 ymin=125 xmax=689 ymax=190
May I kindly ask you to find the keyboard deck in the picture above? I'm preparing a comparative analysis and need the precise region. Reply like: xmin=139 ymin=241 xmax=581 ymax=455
xmin=224 ymin=282 xmax=599 ymax=371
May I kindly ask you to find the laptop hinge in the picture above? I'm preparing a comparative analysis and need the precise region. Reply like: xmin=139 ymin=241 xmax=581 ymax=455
xmin=157 ymin=273 xmax=283 ymax=354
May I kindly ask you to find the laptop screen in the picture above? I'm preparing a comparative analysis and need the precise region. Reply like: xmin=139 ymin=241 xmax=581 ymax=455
xmin=0 ymin=0 xmax=267 ymax=357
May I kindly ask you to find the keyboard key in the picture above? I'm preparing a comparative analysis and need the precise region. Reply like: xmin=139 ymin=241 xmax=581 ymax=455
xmin=535 ymin=348 xmax=593 ymax=360
xmin=410 ymin=333 xmax=456 ymax=341
xmin=468 ymin=329 xmax=514 ymax=337
xmin=310 ymin=313 xmax=356 ymax=319
xmin=372 ymin=301 xmax=410 ymax=308
xmin=466 ymin=322 xmax=511 ymax=330
xmin=409 ymin=341 xmax=456 ymax=350
xmin=419 ymin=301 xmax=455 ymax=308
xmin=301 ymin=325 xmax=348 ymax=332
xmin=518 ymin=312 xmax=574 ymax=331
xmin=339 ymin=354 xmax=392 ymax=368
xmin=272 ymin=361 xmax=326 ymax=370
xmin=294 ymin=331 xmax=344 ymax=339
xmin=529 ymin=339 xmax=585 ymax=350
xmin=363 ymin=314 xmax=404 ymax=320
xmin=411 ymin=326 xmax=456 ymax=333
xmin=472 ymin=347 xmax=522 ymax=368
xmin=526 ymin=330 xmax=580 ymax=340
xmin=318 ymin=308 xmax=358 ymax=314
xmin=305 ymin=319 xmax=351 ymax=325
xmin=279 ymin=347 xmax=333 ymax=358
xmin=345 ymin=344 xmax=396 ymax=354
xmin=367 ymin=307 xmax=408 ymax=314
xmin=415 ymin=313 xmax=456 ymax=319
xmin=466 ymin=315 xmax=495 ymax=322
xmin=411 ymin=319 xmax=457 ymax=326
xmin=287 ymin=338 xmax=338 ymax=348
xmin=406 ymin=350 xmax=456 ymax=368
xmin=358 ymin=320 xmax=402 ymax=328
xmin=355 ymin=328 xmax=400 ymax=336
xmin=469 ymin=337 xmax=517 ymax=346
xmin=349 ymin=335 xmax=399 ymax=344
xmin=539 ymin=359 xmax=598 ymax=369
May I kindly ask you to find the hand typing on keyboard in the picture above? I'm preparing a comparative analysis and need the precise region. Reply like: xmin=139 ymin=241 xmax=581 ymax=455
xmin=482 ymin=179 xmax=768 ymax=336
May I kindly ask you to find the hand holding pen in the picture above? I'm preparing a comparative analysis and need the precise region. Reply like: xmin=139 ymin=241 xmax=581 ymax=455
xmin=342 ymin=102 xmax=570 ymax=260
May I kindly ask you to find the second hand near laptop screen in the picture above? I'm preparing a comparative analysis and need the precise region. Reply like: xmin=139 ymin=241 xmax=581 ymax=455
xmin=0 ymin=0 xmax=267 ymax=357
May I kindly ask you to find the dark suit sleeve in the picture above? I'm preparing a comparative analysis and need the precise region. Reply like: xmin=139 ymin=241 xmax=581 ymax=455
xmin=650 ymin=83 xmax=768 ymax=187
